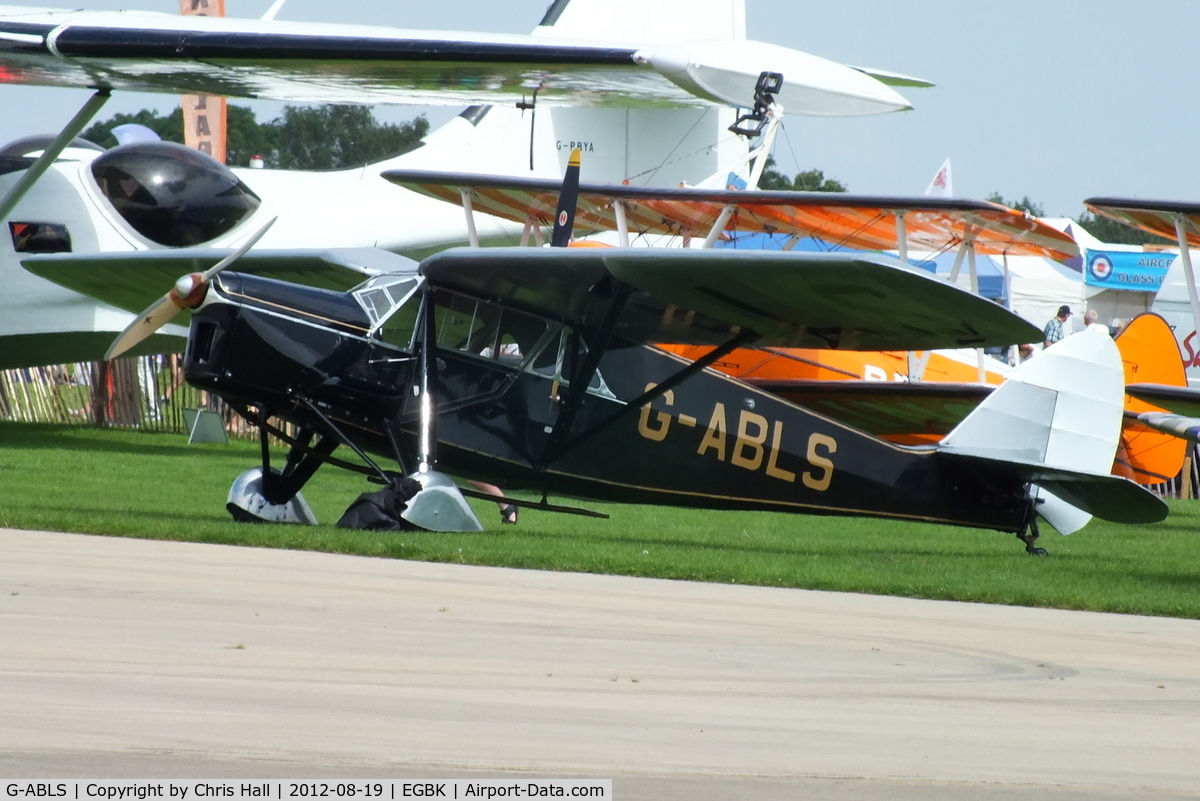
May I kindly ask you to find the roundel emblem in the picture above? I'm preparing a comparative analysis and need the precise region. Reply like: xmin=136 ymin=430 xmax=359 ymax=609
xmin=1089 ymin=253 xmax=1114 ymax=281
xmin=558 ymin=211 xmax=569 ymax=227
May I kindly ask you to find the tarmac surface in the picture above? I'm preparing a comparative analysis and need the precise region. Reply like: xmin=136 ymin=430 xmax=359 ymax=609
xmin=1 ymin=527 xmax=1199 ymax=800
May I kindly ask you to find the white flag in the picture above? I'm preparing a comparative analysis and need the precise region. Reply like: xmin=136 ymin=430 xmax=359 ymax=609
xmin=924 ymin=158 xmax=953 ymax=197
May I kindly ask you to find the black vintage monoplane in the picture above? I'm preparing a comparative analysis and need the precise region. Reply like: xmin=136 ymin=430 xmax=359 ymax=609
xmin=22 ymin=151 xmax=1167 ymax=549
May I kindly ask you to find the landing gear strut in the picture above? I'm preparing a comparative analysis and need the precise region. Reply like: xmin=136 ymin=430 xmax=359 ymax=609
xmin=226 ymin=414 xmax=333 ymax=525
xmin=1017 ymin=494 xmax=1048 ymax=556
xmin=1018 ymin=518 xmax=1048 ymax=556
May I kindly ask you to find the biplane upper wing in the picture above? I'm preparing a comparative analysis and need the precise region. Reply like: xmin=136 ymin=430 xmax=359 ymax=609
xmin=386 ymin=170 xmax=1080 ymax=260
xmin=0 ymin=6 xmax=912 ymax=114
xmin=420 ymin=247 xmax=1042 ymax=350
xmin=21 ymin=247 xmax=411 ymax=315
xmin=1084 ymin=197 xmax=1200 ymax=247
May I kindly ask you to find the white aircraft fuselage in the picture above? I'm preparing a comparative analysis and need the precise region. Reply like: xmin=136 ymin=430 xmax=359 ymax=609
xmin=0 ymin=100 xmax=745 ymax=369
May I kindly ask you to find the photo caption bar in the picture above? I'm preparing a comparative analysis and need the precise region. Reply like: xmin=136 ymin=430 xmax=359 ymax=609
xmin=3 ymin=782 xmax=612 ymax=801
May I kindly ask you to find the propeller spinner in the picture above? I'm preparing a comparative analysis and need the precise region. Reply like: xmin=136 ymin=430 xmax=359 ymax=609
xmin=104 ymin=216 xmax=278 ymax=361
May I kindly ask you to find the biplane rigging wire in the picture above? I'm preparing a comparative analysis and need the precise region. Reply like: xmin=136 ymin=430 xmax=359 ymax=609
xmin=626 ymin=115 xmax=747 ymax=186
xmin=635 ymin=109 xmax=710 ymax=186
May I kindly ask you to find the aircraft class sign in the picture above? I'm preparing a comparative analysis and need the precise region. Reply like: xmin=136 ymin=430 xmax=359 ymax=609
xmin=1085 ymin=249 xmax=1174 ymax=292
xmin=180 ymin=0 xmax=228 ymax=164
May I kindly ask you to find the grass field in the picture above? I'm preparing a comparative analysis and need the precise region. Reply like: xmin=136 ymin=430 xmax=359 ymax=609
xmin=2 ymin=420 xmax=1199 ymax=618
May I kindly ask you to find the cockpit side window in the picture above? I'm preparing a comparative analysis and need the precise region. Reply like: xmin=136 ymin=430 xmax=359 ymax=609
xmin=525 ymin=326 xmax=616 ymax=398
xmin=431 ymin=289 xmax=550 ymax=369
xmin=353 ymin=275 xmax=423 ymax=351
xmin=9 ymin=222 xmax=71 ymax=253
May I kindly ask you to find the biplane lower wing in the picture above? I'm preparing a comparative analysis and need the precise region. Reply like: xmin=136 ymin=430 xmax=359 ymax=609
xmin=0 ymin=6 xmax=912 ymax=114
xmin=22 ymin=247 xmax=410 ymax=316
xmin=745 ymin=379 xmax=990 ymax=439
xmin=1127 ymin=383 xmax=1200 ymax=419
xmin=419 ymin=247 xmax=1043 ymax=350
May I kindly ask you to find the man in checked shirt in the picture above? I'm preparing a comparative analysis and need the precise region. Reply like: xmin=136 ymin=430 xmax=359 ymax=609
xmin=1043 ymin=305 xmax=1071 ymax=348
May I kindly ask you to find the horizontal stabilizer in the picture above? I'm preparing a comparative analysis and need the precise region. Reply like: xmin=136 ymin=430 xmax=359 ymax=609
xmin=419 ymin=247 xmax=1042 ymax=350
xmin=23 ymin=248 xmax=415 ymax=315
xmin=940 ymin=451 xmax=1167 ymax=524
xmin=1131 ymin=411 xmax=1200 ymax=445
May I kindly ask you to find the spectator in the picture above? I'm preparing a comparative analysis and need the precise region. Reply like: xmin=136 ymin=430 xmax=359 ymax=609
xmin=1043 ymin=305 xmax=1071 ymax=348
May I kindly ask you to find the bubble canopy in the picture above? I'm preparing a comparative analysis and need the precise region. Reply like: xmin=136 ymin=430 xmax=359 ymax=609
xmin=90 ymin=142 xmax=261 ymax=247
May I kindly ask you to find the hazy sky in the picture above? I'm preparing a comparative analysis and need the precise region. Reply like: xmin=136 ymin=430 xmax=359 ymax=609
xmin=5 ymin=0 xmax=1199 ymax=217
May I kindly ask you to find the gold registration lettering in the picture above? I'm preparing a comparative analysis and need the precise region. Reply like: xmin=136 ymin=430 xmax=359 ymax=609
xmin=637 ymin=383 xmax=674 ymax=442
xmin=697 ymin=402 xmax=728 ymax=461
xmin=731 ymin=410 xmax=769 ymax=471
xmin=765 ymin=421 xmax=796 ymax=482
xmin=803 ymin=433 xmax=837 ymax=491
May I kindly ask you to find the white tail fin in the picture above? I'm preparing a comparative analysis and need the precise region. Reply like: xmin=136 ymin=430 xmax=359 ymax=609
xmin=534 ymin=0 xmax=746 ymax=43
xmin=938 ymin=325 xmax=1132 ymax=533
xmin=534 ymin=0 xmax=748 ymax=186
xmin=924 ymin=158 xmax=952 ymax=196
xmin=385 ymin=0 xmax=750 ymax=187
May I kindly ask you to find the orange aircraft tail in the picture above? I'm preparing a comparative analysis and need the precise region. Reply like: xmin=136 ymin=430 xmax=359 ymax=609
xmin=1114 ymin=313 xmax=1188 ymax=485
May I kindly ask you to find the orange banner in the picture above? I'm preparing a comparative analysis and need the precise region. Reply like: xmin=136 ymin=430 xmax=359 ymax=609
xmin=180 ymin=0 xmax=227 ymax=163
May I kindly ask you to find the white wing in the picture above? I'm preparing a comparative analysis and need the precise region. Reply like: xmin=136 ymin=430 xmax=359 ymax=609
xmin=0 ymin=6 xmax=913 ymax=115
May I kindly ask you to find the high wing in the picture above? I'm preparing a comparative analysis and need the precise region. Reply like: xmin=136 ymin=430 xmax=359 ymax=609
xmin=385 ymin=171 xmax=1079 ymax=260
xmin=22 ymin=247 xmax=412 ymax=315
xmin=0 ymin=6 xmax=912 ymax=114
xmin=1084 ymin=198 xmax=1200 ymax=246
xmin=23 ymin=245 xmax=1040 ymax=351
xmin=420 ymin=247 xmax=1042 ymax=350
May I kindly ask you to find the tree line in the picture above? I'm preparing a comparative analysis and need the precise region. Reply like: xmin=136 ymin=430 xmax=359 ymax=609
xmin=82 ymin=104 xmax=428 ymax=170
xmin=81 ymin=107 xmax=1155 ymax=245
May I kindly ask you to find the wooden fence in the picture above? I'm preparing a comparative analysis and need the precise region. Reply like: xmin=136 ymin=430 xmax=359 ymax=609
xmin=0 ymin=355 xmax=261 ymax=439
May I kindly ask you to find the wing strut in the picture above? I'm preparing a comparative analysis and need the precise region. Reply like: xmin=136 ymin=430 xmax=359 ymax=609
xmin=539 ymin=282 xmax=634 ymax=467
xmin=948 ymin=230 xmax=976 ymax=284
xmin=555 ymin=328 xmax=761 ymax=460
xmin=0 ymin=89 xmax=109 ymax=222
xmin=703 ymin=75 xmax=785 ymax=249
xmin=461 ymin=189 xmax=480 ymax=247
xmin=613 ymin=201 xmax=630 ymax=247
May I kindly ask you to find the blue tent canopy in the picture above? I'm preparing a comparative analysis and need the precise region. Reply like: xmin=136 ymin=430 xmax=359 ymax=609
xmin=718 ymin=232 xmax=1006 ymax=299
